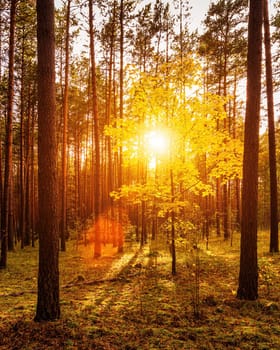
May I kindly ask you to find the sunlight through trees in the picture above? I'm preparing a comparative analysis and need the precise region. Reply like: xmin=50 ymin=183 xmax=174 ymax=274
xmin=0 ymin=0 xmax=279 ymax=334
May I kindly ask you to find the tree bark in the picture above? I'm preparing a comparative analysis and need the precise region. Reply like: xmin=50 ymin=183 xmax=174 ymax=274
xmin=61 ymin=0 xmax=71 ymax=252
xmin=35 ymin=0 xmax=60 ymax=321
xmin=118 ymin=0 xmax=124 ymax=253
xmin=0 ymin=0 xmax=16 ymax=268
xmin=89 ymin=0 xmax=102 ymax=258
xmin=263 ymin=0 xmax=279 ymax=253
xmin=237 ymin=0 xmax=262 ymax=300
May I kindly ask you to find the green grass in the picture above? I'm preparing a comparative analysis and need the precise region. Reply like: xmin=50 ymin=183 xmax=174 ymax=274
xmin=0 ymin=231 xmax=279 ymax=349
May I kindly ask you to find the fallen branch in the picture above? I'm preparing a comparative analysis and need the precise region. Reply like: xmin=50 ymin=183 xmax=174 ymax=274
xmin=1 ymin=290 xmax=36 ymax=297
xmin=63 ymin=276 xmax=130 ymax=289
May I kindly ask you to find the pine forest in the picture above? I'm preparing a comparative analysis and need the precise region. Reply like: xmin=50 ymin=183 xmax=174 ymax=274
xmin=0 ymin=0 xmax=280 ymax=349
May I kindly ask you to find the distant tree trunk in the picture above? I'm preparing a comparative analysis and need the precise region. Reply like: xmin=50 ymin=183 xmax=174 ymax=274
xmin=222 ymin=37 xmax=229 ymax=241
xmin=140 ymin=200 xmax=147 ymax=246
xmin=8 ymin=178 xmax=14 ymax=251
xmin=24 ymin=87 xmax=32 ymax=247
xmin=237 ymin=0 xmax=262 ymax=300
xmin=216 ymin=180 xmax=221 ymax=237
xmin=0 ymin=0 xmax=16 ymax=268
xmin=170 ymin=167 xmax=176 ymax=275
xmin=89 ymin=0 xmax=102 ymax=258
xmin=223 ymin=182 xmax=229 ymax=240
xmin=61 ymin=0 xmax=71 ymax=252
xmin=263 ymin=0 xmax=279 ymax=253
xmin=232 ymin=69 xmax=241 ymax=229
xmin=118 ymin=0 xmax=124 ymax=253
xmin=74 ymin=127 xmax=80 ymax=221
xmin=105 ymin=1 xmax=117 ymax=247
xmin=35 ymin=0 xmax=60 ymax=321
xmin=20 ymin=34 xmax=26 ymax=249
xmin=31 ymin=102 xmax=36 ymax=248
xmin=216 ymin=110 xmax=221 ymax=238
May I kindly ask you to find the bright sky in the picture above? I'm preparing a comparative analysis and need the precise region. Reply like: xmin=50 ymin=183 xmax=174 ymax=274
xmin=54 ymin=0 xmax=212 ymax=31
xmin=189 ymin=0 xmax=278 ymax=32
xmin=189 ymin=0 xmax=210 ymax=32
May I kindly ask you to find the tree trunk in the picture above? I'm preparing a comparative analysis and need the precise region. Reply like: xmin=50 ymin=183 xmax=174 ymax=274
xmin=31 ymin=101 xmax=36 ymax=248
xmin=0 ymin=3 xmax=3 ymax=237
xmin=89 ymin=0 xmax=102 ymax=258
xmin=20 ymin=33 xmax=26 ymax=249
xmin=61 ymin=0 xmax=71 ymax=252
xmin=263 ymin=0 xmax=279 ymax=253
xmin=0 ymin=0 xmax=16 ymax=268
xmin=233 ymin=69 xmax=241 ymax=229
xmin=35 ymin=0 xmax=60 ymax=321
xmin=170 ymin=168 xmax=176 ymax=275
xmin=117 ymin=0 xmax=124 ymax=253
xmin=24 ymin=87 xmax=32 ymax=246
xmin=237 ymin=0 xmax=262 ymax=300
xmin=106 ymin=0 xmax=117 ymax=247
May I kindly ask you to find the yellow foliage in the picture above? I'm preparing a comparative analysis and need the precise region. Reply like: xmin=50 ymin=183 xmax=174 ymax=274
xmin=107 ymin=59 xmax=243 ymax=214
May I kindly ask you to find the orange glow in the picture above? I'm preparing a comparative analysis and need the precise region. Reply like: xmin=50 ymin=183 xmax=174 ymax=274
xmin=83 ymin=211 xmax=125 ymax=257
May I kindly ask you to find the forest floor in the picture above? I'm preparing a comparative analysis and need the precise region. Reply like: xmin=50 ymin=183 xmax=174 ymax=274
xmin=0 ymin=229 xmax=280 ymax=350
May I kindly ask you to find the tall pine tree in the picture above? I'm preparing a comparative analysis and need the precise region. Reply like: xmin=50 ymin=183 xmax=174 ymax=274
xmin=237 ymin=0 xmax=262 ymax=301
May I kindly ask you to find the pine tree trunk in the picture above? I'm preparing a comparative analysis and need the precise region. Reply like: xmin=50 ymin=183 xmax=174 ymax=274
xmin=117 ymin=0 xmax=125 ymax=253
xmin=31 ymin=100 xmax=35 ymax=248
xmin=61 ymin=0 xmax=71 ymax=252
xmin=170 ymin=168 xmax=176 ymax=275
xmin=0 ymin=0 xmax=16 ymax=268
xmin=263 ymin=0 xmax=279 ymax=253
xmin=89 ymin=0 xmax=102 ymax=258
xmin=35 ymin=0 xmax=60 ymax=321
xmin=24 ymin=88 xmax=32 ymax=246
xmin=20 ymin=37 xmax=26 ymax=249
xmin=237 ymin=0 xmax=262 ymax=300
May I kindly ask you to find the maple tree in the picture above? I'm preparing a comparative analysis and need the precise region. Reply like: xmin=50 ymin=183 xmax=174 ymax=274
xmin=107 ymin=58 xmax=243 ymax=273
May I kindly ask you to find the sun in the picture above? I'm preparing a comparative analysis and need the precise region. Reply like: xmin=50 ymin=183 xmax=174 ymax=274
xmin=144 ymin=129 xmax=170 ymax=170
xmin=145 ymin=130 xmax=169 ymax=155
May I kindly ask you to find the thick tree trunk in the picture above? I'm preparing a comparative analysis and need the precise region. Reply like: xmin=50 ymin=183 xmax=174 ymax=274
xmin=35 ymin=0 xmax=60 ymax=321
xmin=237 ymin=0 xmax=262 ymax=300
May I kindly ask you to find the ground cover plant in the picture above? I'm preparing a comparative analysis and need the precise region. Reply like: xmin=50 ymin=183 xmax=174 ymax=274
xmin=0 ymin=230 xmax=279 ymax=350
